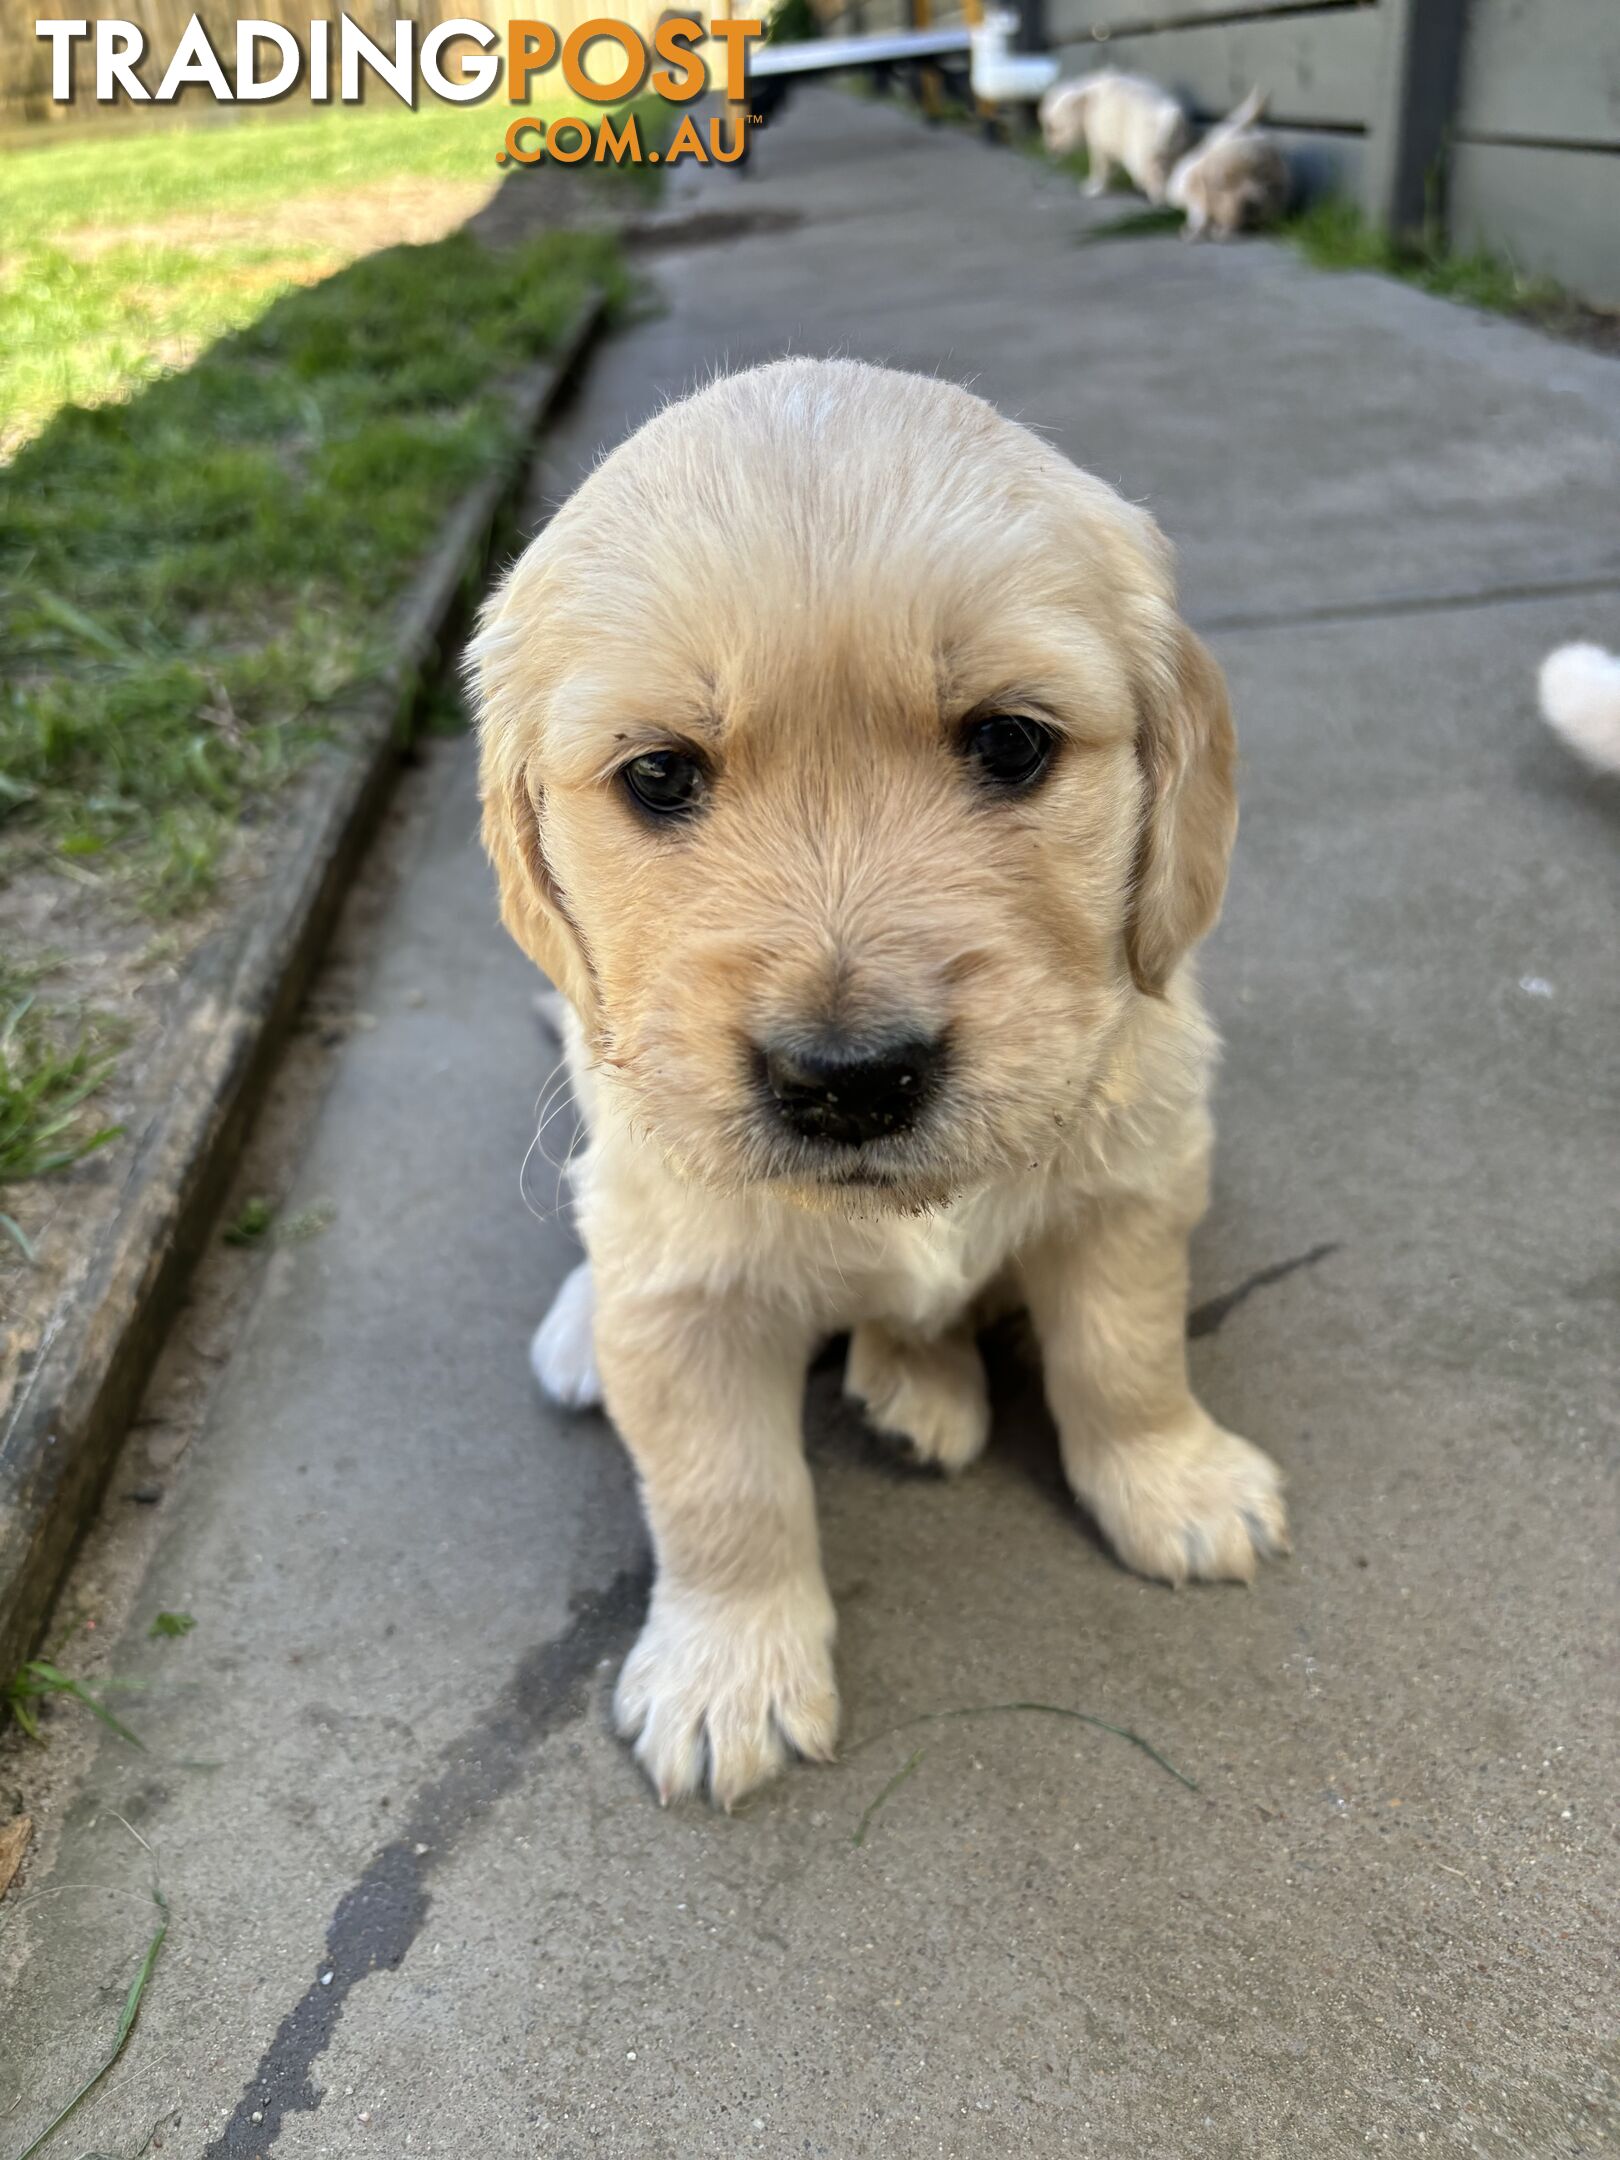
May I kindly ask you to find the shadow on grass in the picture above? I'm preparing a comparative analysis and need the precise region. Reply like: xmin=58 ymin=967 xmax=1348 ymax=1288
xmin=1 ymin=172 xmax=633 ymax=1207
xmin=0 ymin=215 xmax=625 ymax=917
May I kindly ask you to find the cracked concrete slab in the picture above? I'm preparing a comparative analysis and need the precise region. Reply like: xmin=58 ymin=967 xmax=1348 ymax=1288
xmin=3 ymin=87 xmax=1616 ymax=2160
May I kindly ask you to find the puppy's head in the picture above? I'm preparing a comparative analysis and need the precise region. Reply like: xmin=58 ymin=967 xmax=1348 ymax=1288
xmin=1038 ymin=78 xmax=1092 ymax=158
xmin=474 ymin=359 xmax=1233 ymax=1210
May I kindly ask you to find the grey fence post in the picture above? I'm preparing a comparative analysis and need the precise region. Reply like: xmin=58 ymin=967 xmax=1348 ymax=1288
xmin=1364 ymin=0 xmax=1472 ymax=237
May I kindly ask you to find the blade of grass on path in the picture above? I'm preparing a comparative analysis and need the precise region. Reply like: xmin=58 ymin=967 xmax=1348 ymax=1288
xmin=6 ymin=1663 xmax=145 ymax=1751
xmin=850 ymin=1700 xmax=1198 ymax=1791
xmin=12 ymin=1862 xmax=167 ymax=2160
xmin=851 ymin=1748 xmax=927 ymax=1847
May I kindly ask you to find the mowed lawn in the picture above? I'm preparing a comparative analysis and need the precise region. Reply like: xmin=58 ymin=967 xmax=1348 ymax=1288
xmin=0 ymin=105 xmax=627 ymax=1242
xmin=0 ymin=102 xmax=521 ymax=455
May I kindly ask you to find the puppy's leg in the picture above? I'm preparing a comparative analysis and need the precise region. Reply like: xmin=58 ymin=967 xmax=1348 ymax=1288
xmin=529 ymin=1007 xmax=604 ymax=1409
xmin=845 ymin=1320 xmax=989 ymax=1474
xmin=598 ymin=1289 xmax=836 ymax=1808
xmin=531 ymin=1258 xmax=602 ymax=1410
xmin=1022 ymin=1173 xmax=1287 ymax=1585
xmin=1081 ymin=123 xmax=1111 ymax=196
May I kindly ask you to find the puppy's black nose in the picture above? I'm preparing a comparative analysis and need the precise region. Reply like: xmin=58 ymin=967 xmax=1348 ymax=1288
xmin=760 ymin=1030 xmax=945 ymax=1148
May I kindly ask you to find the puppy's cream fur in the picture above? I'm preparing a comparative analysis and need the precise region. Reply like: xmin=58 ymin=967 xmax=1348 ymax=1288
xmin=1539 ymin=641 xmax=1620 ymax=774
xmin=1039 ymin=69 xmax=1192 ymax=204
xmin=1167 ymin=89 xmax=1290 ymax=239
xmin=474 ymin=358 xmax=1284 ymax=1809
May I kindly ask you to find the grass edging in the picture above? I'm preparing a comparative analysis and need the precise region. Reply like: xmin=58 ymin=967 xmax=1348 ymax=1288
xmin=0 ymin=290 xmax=607 ymax=1691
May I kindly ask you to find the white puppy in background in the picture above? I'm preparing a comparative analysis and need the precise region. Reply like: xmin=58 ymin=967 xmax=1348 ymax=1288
xmin=1539 ymin=643 xmax=1620 ymax=774
xmin=1167 ymin=88 xmax=1290 ymax=239
xmin=1039 ymin=69 xmax=1192 ymax=204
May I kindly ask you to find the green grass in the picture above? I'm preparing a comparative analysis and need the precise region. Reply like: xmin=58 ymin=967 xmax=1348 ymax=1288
xmin=1 ymin=108 xmax=635 ymax=1205
xmin=6 ymin=233 xmax=328 ymax=458
xmin=5 ymin=1657 xmax=145 ymax=1747
xmin=1284 ymin=196 xmax=1564 ymax=317
xmin=13 ymin=1842 xmax=168 ymax=2160
xmin=1 ymin=101 xmax=663 ymax=453
xmin=0 ymin=974 xmax=123 ymax=1254
xmin=0 ymin=104 xmax=526 ymax=450
xmin=222 ymin=1196 xmax=275 ymax=1247
xmin=0 ymin=102 xmax=512 ymax=242
xmin=1 ymin=223 xmax=625 ymax=915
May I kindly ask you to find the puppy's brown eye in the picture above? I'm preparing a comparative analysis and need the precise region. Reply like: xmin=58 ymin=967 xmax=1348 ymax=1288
xmin=621 ymin=749 xmax=706 ymax=819
xmin=962 ymin=714 xmax=1054 ymax=789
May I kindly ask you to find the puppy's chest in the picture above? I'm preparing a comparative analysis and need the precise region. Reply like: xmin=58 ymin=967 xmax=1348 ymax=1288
xmin=819 ymin=1187 xmax=1044 ymax=1334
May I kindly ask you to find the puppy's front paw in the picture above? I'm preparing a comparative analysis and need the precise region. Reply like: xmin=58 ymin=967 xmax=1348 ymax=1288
xmin=1075 ymin=1412 xmax=1288 ymax=1586
xmin=530 ymin=1259 xmax=602 ymax=1410
xmin=844 ymin=1323 xmax=989 ymax=1474
xmin=614 ymin=1581 xmax=838 ymax=1809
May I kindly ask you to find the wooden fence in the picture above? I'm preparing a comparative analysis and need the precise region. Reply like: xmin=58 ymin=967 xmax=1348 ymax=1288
xmin=1449 ymin=0 xmax=1620 ymax=303
xmin=826 ymin=0 xmax=1620 ymax=303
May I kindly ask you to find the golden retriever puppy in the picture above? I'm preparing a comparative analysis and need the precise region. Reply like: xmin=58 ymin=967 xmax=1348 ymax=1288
xmin=1167 ymin=89 xmax=1290 ymax=239
xmin=473 ymin=358 xmax=1285 ymax=1809
xmin=1039 ymin=68 xmax=1192 ymax=204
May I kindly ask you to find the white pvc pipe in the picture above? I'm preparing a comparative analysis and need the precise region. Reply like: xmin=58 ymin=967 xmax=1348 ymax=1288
xmin=749 ymin=26 xmax=974 ymax=78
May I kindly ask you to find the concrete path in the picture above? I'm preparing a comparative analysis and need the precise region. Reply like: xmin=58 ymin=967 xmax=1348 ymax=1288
xmin=5 ymin=91 xmax=1618 ymax=2160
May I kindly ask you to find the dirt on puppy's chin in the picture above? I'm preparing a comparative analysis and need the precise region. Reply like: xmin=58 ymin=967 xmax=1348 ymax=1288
xmin=771 ymin=1168 xmax=968 ymax=1221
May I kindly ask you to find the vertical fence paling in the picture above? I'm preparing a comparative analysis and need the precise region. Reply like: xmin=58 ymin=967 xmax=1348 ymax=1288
xmin=1362 ymin=0 xmax=1471 ymax=236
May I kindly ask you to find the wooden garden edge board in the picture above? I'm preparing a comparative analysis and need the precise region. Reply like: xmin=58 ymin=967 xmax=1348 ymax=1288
xmin=0 ymin=290 xmax=607 ymax=1688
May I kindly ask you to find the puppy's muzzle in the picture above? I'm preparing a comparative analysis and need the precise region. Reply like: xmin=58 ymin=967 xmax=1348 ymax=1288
xmin=757 ymin=1028 xmax=946 ymax=1149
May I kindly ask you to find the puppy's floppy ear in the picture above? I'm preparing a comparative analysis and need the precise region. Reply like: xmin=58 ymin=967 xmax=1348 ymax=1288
xmin=471 ymin=565 xmax=596 ymax=1019
xmin=478 ymin=760 xmax=596 ymax=1018
xmin=1127 ymin=621 xmax=1237 ymax=996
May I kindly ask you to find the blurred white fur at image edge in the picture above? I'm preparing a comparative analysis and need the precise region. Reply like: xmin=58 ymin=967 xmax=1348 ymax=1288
xmin=1539 ymin=643 xmax=1620 ymax=774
